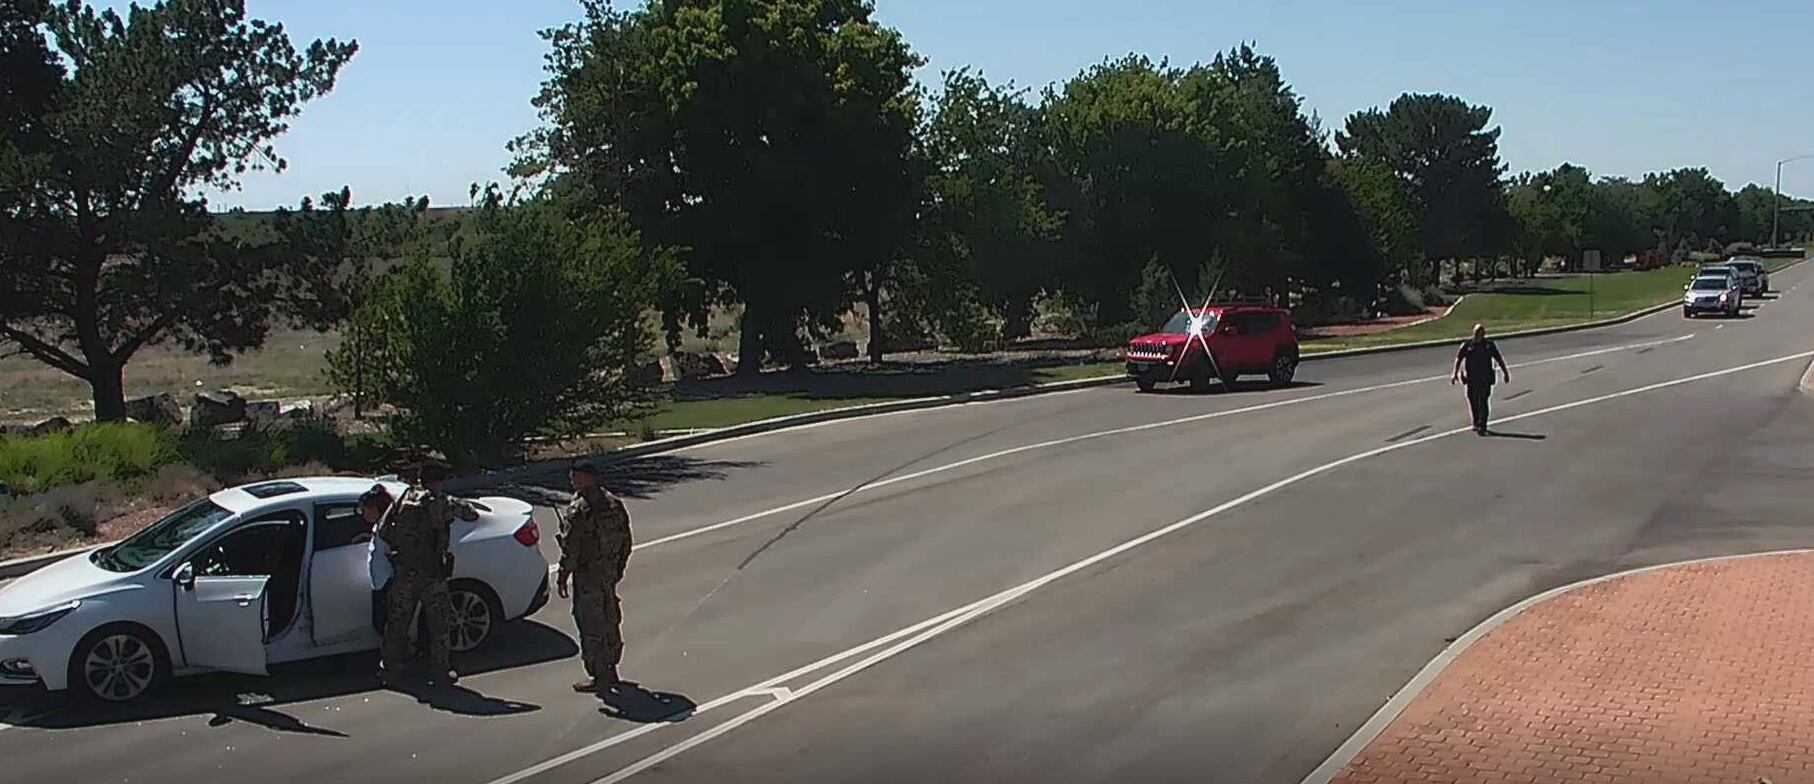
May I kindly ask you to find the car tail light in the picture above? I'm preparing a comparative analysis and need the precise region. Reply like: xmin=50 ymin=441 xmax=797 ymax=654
xmin=513 ymin=519 xmax=540 ymax=547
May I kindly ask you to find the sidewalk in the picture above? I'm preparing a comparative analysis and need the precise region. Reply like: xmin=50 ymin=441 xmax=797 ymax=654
xmin=1329 ymin=551 xmax=1814 ymax=784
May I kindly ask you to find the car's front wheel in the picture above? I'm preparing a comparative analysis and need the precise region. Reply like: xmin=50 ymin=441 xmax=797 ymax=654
xmin=70 ymin=626 xmax=167 ymax=703
xmin=447 ymin=582 xmax=503 ymax=653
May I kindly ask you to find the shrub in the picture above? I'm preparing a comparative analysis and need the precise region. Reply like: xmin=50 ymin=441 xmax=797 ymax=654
xmin=1379 ymin=284 xmax=1426 ymax=317
xmin=176 ymin=421 xmax=364 ymax=483
xmin=0 ymin=423 xmax=176 ymax=495
xmin=0 ymin=482 xmax=103 ymax=553
xmin=329 ymin=189 xmax=673 ymax=466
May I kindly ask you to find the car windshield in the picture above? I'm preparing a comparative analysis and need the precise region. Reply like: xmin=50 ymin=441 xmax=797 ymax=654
xmin=1690 ymin=279 xmax=1727 ymax=291
xmin=1161 ymin=311 xmax=1217 ymax=335
xmin=1700 ymin=267 xmax=1730 ymax=276
xmin=93 ymin=498 xmax=234 ymax=572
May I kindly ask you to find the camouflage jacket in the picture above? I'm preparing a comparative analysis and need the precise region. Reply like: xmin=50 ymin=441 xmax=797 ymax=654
xmin=380 ymin=487 xmax=473 ymax=576
xmin=559 ymin=487 xmax=632 ymax=578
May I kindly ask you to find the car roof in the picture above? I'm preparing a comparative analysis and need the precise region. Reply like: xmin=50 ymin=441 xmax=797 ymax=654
xmin=1691 ymin=276 xmax=1730 ymax=284
xmin=209 ymin=475 xmax=397 ymax=514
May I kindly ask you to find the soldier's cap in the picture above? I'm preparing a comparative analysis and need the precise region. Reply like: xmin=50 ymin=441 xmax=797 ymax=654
xmin=570 ymin=462 xmax=600 ymax=477
xmin=418 ymin=463 xmax=448 ymax=482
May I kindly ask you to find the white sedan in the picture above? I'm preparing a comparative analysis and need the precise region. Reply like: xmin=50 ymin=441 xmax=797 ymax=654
xmin=0 ymin=476 xmax=550 ymax=702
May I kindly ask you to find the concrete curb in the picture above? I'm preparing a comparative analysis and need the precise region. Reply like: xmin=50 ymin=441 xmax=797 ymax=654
xmin=1298 ymin=548 xmax=1814 ymax=784
xmin=1801 ymin=355 xmax=1814 ymax=398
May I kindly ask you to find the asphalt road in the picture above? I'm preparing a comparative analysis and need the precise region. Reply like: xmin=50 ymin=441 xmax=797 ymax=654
xmin=5 ymin=264 xmax=1814 ymax=784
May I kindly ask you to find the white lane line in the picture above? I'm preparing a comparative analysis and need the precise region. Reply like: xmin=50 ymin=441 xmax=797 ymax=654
xmin=665 ymin=388 xmax=1097 ymax=455
xmin=497 ymin=341 xmax=1801 ymax=784
xmin=626 ymin=335 xmax=1695 ymax=554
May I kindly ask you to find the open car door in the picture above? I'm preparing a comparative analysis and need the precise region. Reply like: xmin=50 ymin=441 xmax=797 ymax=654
xmin=172 ymin=518 xmax=300 ymax=676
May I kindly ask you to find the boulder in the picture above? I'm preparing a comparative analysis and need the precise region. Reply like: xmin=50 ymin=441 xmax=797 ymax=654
xmin=124 ymin=393 xmax=183 ymax=427
xmin=280 ymin=400 xmax=317 ymax=419
xmin=819 ymin=340 xmax=860 ymax=361
xmin=670 ymin=351 xmax=726 ymax=381
xmin=245 ymin=400 xmax=281 ymax=423
xmin=320 ymin=394 xmax=355 ymax=416
xmin=190 ymin=389 xmax=247 ymax=428
xmin=28 ymin=416 xmax=73 ymax=437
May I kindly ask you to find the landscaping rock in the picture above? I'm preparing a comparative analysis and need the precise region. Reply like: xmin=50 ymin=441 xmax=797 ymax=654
xmin=717 ymin=353 xmax=739 ymax=375
xmin=190 ymin=389 xmax=247 ymax=428
xmin=28 ymin=416 xmax=72 ymax=436
xmin=124 ymin=393 xmax=183 ymax=427
xmin=280 ymin=400 xmax=317 ymax=419
xmin=820 ymin=340 xmax=860 ymax=361
xmin=320 ymin=394 xmax=355 ymax=416
xmin=245 ymin=400 xmax=281 ymax=423
xmin=670 ymin=351 xmax=726 ymax=381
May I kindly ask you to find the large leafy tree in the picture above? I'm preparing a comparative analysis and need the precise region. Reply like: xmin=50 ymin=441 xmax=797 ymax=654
xmin=1040 ymin=56 xmax=1232 ymax=324
xmin=0 ymin=0 xmax=357 ymax=420
xmin=1337 ymin=93 xmax=1510 ymax=285
xmin=1641 ymin=167 xmax=1737 ymax=256
xmin=912 ymin=68 xmax=1061 ymax=344
xmin=518 ymin=0 xmax=921 ymax=373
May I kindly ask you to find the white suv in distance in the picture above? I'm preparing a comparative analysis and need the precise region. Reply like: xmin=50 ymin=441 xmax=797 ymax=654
xmin=1683 ymin=274 xmax=1742 ymax=318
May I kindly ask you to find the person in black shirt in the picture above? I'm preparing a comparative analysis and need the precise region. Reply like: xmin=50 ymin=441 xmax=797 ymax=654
xmin=1451 ymin=324 xmax=1510 ymax=435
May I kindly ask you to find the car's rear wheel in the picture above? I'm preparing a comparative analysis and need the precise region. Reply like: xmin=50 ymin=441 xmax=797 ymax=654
xmin=447 ymin=582 xmax=503 ymax=654
xmin=1268 ymin=352 xmax=1298 ymax=387
xmin=70 ymin=626 xmax=167 ymax=703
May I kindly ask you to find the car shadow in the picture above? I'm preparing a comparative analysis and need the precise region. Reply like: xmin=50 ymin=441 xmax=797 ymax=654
xmin=0 ymin=620 xmax=575 ymax=731
xmin=1150 ymin=380 xmax=1323 ymax=396
xmin=598 ymin=682 xmax=697 ymax=724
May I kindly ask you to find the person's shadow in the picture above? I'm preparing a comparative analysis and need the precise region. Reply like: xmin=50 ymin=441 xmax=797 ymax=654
xmin=1484 ymin=430 xmax=1547 ymax=440
xmin=387 ymin=679 xmax=540 ymax=717
xmin=598 ymin=682 xmax=696 ymax=723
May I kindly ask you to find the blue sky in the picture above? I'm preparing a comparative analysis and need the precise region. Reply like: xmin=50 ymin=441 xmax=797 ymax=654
xmin=204 ymin=0 xmax=1814 ymax=209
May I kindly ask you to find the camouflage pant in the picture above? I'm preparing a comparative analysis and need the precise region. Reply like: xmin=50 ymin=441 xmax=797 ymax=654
xmin=383 ymin=572 xmax=452 ymax=669
xmin=572 ymin=574 xmax=624 ymax=679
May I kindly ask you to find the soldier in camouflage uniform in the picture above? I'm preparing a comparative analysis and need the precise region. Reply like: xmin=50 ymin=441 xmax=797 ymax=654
xmin=378 ymin=463 xmax=477 ymax=686
xmin=558 ymin=463 xmax=634 ymax=693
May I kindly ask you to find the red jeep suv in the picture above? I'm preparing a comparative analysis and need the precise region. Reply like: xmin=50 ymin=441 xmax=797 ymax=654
xmin=1124 ymin=304 xmax=1300 ymax=392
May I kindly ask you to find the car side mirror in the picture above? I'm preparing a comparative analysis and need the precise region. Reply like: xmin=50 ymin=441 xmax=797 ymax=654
xmin=174 ymin=561 xmax=195 ymax=591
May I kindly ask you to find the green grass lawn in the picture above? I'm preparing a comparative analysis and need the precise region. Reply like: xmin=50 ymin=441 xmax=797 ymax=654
xmin=1305 ymin=257 xmax=1803 ymax=352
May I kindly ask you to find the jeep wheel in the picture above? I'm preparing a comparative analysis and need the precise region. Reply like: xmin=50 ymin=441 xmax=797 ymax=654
xmin=1135 ymin=379 xmax=1155 ymax=393
xmin=1268 ymin=353 xmax=1297 ymax=387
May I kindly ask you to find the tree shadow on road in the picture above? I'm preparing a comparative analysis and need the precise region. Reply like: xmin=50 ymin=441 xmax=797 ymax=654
xmin=0 ymin=620 xmax=574 ymax=733
xmin=499 ymin=454 xmax=765 ymax=503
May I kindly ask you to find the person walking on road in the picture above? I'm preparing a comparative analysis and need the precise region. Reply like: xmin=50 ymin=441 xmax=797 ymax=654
xmin=378 ymin=464 xmax=477 ymax=686
xmin=558 ymin=463 xmax=634 ymax=694
xmin=1452 ymin=323 xmax=1511 ymax=435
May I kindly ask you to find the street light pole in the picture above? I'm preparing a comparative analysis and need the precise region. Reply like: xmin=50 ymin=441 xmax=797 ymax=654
xmin=1774 ymin=155 xmax=1814 ymax=248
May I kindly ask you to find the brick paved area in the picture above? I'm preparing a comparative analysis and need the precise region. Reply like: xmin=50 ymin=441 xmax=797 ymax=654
xmin=1333 ymin=552 xmax=1814 ymax=784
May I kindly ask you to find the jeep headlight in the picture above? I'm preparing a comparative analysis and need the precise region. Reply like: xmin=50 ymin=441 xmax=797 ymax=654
xmin=0 ymin=600 xmax=80 ymax=636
